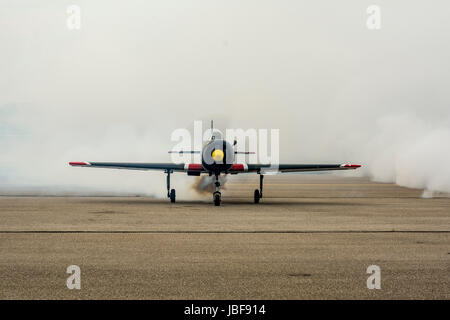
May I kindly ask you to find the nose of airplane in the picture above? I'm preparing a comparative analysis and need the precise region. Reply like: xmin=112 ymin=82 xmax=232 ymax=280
xmin=212 ymin=149 xmax=224 ymax=162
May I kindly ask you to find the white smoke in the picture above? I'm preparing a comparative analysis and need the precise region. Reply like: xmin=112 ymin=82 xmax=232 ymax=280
xmin=1 ymin=1 xmax=450 ymax=198
xmin=192 ymin=175 xmax=228 ymax=195
xmin=361 ymin=114 xmax=450 ymax=194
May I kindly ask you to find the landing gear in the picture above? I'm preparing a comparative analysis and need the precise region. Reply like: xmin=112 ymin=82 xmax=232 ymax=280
xmin=213 ymin=174 xmax=221 ymax=206
xmin=166 ymin=170 xmax=176 ymax=203
xmin=214 ymin=192 xmax=221 ymax=206
xmin=254 ymin=174 xmax=264 ymax=204
xmin=254 ymin=189 xmax=260 ymax=203
xmin=170 ymin=189 xmax=176 ymax=203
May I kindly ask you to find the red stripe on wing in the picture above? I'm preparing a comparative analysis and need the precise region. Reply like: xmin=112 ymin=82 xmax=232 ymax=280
xmin=188 ymin=164 xmax=203 ymax=171
xmin=341 ymin=164 xmax=361 ymax=168
xmin=231 ymin=164 xmax=245 ymax=171
xmin=69 ymin=162 xmax=88 ymax=166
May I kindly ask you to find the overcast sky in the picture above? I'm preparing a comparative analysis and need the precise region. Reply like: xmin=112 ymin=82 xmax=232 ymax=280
xmin=1 ymin=1 xmax=449 ymax=197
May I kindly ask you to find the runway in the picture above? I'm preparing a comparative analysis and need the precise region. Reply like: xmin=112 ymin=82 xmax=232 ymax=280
xmin=0 ymin=175 xmax=449 ymax=299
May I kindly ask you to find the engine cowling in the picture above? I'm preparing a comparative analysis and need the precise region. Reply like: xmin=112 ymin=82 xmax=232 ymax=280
xmin=202 ymin=139 xmax=235 ymax=173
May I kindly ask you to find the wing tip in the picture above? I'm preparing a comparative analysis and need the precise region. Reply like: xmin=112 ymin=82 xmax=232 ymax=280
xmin=69 ymin=161 xmax=90 ymax=166
xmin=340 ymin=164 xmax=361 ymax=169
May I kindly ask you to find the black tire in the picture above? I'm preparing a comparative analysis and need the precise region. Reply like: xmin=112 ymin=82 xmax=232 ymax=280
xmin=214 ymin=193 xmax=221 ymax=206
xmin=170 ymin=189 xmax=176 ymax=203
xmin=254 ymin=189 xmax=260 ymax=204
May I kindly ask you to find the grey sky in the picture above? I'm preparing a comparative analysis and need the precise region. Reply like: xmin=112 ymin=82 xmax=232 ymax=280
xmin=1 ymin=1 xmax=449 ymax=196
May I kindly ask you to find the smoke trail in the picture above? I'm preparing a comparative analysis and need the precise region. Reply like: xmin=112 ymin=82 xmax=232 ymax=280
xmin=192 ymin=175 xmax=228 ymax=195
xmin=362 ymin=114 xmax=450 ymax=196
xmin=1 ymin=1 xmax=450 ymax=198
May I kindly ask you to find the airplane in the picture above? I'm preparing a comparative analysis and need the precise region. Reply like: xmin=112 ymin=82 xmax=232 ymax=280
xmin=70 ymin=121 xmax=361 ymax=206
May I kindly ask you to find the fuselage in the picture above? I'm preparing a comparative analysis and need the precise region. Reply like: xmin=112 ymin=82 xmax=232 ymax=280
xmin=201 ymin=138 xmax=235 ymax=174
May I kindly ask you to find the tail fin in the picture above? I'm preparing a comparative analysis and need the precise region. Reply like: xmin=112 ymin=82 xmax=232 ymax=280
xmin=210 ymin=120 xmax=216 ymax=140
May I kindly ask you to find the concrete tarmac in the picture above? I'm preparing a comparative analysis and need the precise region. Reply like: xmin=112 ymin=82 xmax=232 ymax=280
xmin=0 ymin=175 xmax=448 ymax=299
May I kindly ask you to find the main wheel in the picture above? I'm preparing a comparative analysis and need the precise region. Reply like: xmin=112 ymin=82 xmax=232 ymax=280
xmin=254 ymin=189 xmax=260 ymax=204
xmin=213 ymin=192 xmax=221 ymax=206
xmin=170 ymin=189 xmax=176 ymax=203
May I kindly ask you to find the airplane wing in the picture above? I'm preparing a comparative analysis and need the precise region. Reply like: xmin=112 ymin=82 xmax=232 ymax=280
xmin=245 ymin=163 xmax=361 ymax=173
xmin=69 ymin=162 xmax=187 ymax=171
xmin=69 ymin=162 xmax=360 ymax=173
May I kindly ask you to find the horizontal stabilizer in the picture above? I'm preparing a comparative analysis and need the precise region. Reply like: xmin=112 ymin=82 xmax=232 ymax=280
xmin=168 ymin=151 xmax=201 ymax=154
